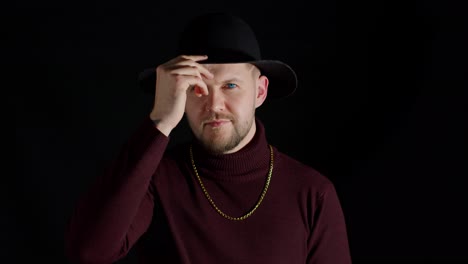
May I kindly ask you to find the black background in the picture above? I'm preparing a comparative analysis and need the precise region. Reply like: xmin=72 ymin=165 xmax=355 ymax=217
xmin=10 ymin=0 xmax=467 ymax=263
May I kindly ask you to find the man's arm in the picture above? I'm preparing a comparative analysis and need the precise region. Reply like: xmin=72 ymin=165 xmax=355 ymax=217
xmin=307 ymin=183 xmax=352 ymax=264
xmin=64 ymin=117 xmax=169 ymax=264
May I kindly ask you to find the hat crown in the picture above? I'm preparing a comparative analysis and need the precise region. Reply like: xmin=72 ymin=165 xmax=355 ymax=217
xmin=178 ymin=12 xmax=261 ymax=63
xmin=137 ymin=12 xmax=297 ymax=100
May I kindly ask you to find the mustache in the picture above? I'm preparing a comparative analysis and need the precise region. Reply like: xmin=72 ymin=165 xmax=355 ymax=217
xmin=202 ymin=113 xmax=234 ymax=123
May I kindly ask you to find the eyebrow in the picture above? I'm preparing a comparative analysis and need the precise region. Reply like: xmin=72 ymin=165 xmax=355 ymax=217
xmin=217 ymin=77 xmax=245 ymax=84
xmin=221 ymin=77 xmax=243 ymax=83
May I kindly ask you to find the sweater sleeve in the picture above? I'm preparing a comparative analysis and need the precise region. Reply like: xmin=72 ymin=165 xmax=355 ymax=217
xmin=307 ymin=183 xmax=352 ymax=264
xmin=64 ymin=117 xmax=170 ymax=264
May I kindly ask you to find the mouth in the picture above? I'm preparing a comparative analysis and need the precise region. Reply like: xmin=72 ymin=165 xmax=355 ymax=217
xmin=204 ymin=119 xmax=231 ymax=128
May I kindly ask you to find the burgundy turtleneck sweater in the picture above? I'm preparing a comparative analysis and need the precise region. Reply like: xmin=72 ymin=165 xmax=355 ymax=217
xmin=65 ymin=117 xmax=351 ymax=264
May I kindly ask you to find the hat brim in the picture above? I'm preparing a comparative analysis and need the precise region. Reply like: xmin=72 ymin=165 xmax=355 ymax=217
xmin=137 ymin=60 xmax=297 ymax=100
xmin=251 ymin=60 xmax=297 ymax=99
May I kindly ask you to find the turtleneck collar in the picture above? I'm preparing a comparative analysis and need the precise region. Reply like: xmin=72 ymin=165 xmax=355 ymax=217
xmin=190 ymin=118 xmax=271 ymax=182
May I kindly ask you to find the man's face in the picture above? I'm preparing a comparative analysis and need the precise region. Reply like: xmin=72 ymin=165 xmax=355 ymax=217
xmin=185 ymin=63 xmax=268 ymax=154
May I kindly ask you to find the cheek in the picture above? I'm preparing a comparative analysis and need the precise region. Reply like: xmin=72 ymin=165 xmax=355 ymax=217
xmin=185 ymin=99 xmax=204 ymax=121
xmin=184 ymin=110 xmax=199 ymax=132
xmin=229 ymin=102 xmax=252 ymax=121
xmin=185 ymin=96 xmax=199 ymax=112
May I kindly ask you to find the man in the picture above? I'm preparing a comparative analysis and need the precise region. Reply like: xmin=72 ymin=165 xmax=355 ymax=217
xmin=65 ymin=12 xmax=352 ymax=264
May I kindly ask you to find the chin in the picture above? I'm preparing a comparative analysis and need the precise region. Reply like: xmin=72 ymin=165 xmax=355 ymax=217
xmin=199 ymin=133 xmax=241 ymax=154
xmin=202 ymin=139 xmax=232 ymax=154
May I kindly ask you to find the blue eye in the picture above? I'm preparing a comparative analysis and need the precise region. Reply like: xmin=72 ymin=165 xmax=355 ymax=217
xmin=226 ymin=83 xmax=237 ymax=89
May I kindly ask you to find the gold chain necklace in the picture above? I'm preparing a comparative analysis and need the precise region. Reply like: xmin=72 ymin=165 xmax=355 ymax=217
xmin=189 ymin=144 xmax=273 ymax=221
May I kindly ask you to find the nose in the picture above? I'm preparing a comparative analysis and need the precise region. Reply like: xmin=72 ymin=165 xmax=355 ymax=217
xmin=205 ymin=88 xmax=225 ymax=112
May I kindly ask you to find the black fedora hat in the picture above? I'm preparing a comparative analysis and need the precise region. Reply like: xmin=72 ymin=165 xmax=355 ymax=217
xmin=137 ymin=12 xmax=297 ymax=99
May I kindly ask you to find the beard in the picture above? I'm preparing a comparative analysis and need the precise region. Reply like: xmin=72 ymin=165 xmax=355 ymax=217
xmin=192 ymin=113 xmax=254 ymax=155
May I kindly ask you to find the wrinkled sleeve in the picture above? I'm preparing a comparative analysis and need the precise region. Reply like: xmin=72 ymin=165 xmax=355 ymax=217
xmin=307 ymin=183 xmax=352 ymax=264
xmin=64 ymin=117 xmax=169 ymax=264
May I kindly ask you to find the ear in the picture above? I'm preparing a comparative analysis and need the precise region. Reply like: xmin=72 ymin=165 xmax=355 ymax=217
xmin=255 ymin=75 xmax=269 ymax=108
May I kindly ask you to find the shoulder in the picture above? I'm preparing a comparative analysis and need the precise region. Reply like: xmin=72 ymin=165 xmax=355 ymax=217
xmin=272 ymin=146 xmax=335 ymax=195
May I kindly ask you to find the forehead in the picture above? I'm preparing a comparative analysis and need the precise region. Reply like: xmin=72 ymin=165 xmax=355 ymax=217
xmin=203 ymin=63 xmax=254 ymax=76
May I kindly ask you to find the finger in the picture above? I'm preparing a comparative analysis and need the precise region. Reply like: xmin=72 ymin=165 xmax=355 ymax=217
xmin=170 ymin=66 xmax=204 ymax=78
xmin=183 ymin=76 xmax=209 ymax=96
xmin=172 ymin=56 xmax=214 ymax=79
xmin=170 ymin=63 xmax=214 ymax=81
xmin=167 ymin=66 xmax=208 ymax=95
xmin=163 ymin=55 xmax=207 ymax=68
xmin=180 ymin=54 xmax=209 ymax=62
xmin=167 ymin=54 xmax=207 ymax=65
xmin=197 ymin=64 xmax=214 ymax=79
xmin=193 ymin=83 xmax=209 ymax=97
xmin=193 ymin=86 xmax=207 ymax=97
